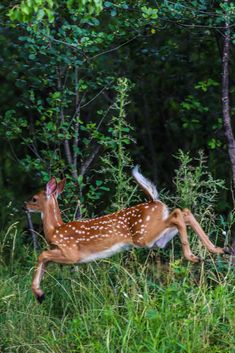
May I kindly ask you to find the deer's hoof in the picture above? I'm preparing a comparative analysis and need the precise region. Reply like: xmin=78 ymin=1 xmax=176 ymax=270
xmin=190 ymin=255 xmax=201 ymax=263
xmin=214 ymin=247 xmax=224 ymax=254
xmin=36 ymin=293 xmax=45 ymax=304
xmin=223 ymin=246 xmax=232 ymax=255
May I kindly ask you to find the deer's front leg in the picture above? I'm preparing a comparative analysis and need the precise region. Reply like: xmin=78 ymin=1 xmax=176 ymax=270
xmin=32 ymin=248 xmax=68 ymax=303
xmin=182 ymin=208 xmax=224 ymax=254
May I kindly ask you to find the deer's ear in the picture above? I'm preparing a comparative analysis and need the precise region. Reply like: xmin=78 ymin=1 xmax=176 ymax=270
xmin=57 ymin=178 xmax=66 ymax=196
xmin=46 ymin=177 xmax=57 ymax=197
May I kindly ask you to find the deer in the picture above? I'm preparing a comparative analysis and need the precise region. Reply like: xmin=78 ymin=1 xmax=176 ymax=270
xmin=25 ymin=166 xmax=225 ymax=303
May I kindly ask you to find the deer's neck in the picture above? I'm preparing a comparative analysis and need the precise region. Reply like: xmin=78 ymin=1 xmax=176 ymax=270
xmin=42 ymin=197 xmax=64 ymax=242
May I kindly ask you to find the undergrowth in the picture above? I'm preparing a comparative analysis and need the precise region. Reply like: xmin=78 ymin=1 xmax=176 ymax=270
xmin=0 ymin=247 xmax=234 ymax=353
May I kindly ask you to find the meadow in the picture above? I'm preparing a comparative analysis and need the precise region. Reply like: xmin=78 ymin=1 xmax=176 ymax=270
xmin=0 ymin=223 xmax=234 ymax=353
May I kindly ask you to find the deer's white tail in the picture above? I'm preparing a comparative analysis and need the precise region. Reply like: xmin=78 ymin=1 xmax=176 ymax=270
xmin=132 ymin=165 xmax=159 ymax=201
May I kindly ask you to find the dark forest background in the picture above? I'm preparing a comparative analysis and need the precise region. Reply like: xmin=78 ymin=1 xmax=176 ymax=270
xmin=1 ymin=0 xmax=235 ymax=226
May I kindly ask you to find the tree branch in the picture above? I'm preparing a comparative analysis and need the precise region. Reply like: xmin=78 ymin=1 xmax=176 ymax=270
xmin=73 ymin=65 xmax=80 ymax=173
xmin=57 ymin=66 xmax=78 ymax=180
xmin=80 ymin=145 xmax=101 ymax=177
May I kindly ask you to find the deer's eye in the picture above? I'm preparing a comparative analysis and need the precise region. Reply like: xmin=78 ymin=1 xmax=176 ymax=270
xmin=32 ymin=197 xmax=37 ymax=203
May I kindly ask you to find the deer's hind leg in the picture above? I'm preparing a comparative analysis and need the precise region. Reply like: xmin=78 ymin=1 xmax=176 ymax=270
xmin=166 ymin=208 xmax=200 ymax=263
xmin=182 ymin=208 xmax=224 ymax=254
xmin=132 ymin=208 xmax=199 ymax=262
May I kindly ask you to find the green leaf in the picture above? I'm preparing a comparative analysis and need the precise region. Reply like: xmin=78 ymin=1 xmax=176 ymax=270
xmin=29 ymin=53 xmax=36 ymax=60
xmin=111 ymin=9 xmax=117 ymax=16
xmin=36 ymin=9 xmax=45 ymax=20
xmin=96 ymin=180 xmax=103 ymax=186
xmin=104 ymin=1 xmax=113 ymax=7
xmin=21 ymin=5 xmax=30 ymax=15
xmin=77 ymin=175 xmax=83 ymax=185
xmin=51 ymin=91 xmax=61 ymax=99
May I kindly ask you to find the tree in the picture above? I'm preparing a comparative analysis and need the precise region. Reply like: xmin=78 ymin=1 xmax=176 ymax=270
xmin=221 ymin=0 xmax=235 ymax=256
xmin=2 ymin=1 xmax=158 ymax=218
xmin=1 ymin=0 xmax=235 ymax=227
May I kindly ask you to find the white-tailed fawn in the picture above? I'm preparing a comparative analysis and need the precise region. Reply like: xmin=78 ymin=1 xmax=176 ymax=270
xmin=25 ymin=166 xmax=224 ymax=302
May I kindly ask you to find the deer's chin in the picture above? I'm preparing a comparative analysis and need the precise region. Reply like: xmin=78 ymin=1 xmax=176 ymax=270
xmin=26 ymin=206 xmax=40 ymax=213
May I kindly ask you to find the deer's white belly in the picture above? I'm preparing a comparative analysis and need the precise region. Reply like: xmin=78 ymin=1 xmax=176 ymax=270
xmin=79 ymin=243 xmax=131 ymax=263
xmin=148 ymin=227 xmax=178 ymax=249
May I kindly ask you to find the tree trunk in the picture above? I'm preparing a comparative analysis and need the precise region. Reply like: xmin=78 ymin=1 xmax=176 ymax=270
xmin=221 ymin=0 xmax=235 ymax=258
xmin=25 ymin=211 xmax=38 ymax=251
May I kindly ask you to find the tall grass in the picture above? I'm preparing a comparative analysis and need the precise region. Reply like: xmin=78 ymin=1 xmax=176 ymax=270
xmin=0 ymin=232 xmax=234 ymax=353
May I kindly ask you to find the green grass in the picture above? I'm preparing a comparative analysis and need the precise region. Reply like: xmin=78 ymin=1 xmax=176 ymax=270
xmin=0 ymin=232 xmax=234 ymax=353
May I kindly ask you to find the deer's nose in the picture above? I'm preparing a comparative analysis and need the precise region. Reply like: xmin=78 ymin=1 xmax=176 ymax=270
xmin=22 ymin=202 xmax=28 ymax=211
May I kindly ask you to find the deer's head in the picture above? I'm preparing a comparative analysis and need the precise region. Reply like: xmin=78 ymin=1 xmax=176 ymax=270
xmin=25 ymin=177 xmax=66 ymax=213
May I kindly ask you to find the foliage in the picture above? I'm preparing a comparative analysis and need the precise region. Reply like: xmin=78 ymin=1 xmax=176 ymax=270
xmin=99 ymin=77 xmax=139 ymax=211
xmin=1 ymin=0 xmax=235 ymax=219
xmin=1 ymin=0 xmax=161 ymax=221
xmin=8 ymin=0 xmax=55 ymax=23
xmin=160 ymin=150 xmax=228 ymax=257
xmin=8 ymin=0 xmax=104 ymax=23
xmin=172 ymin=150 xmax=225 ymax=214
